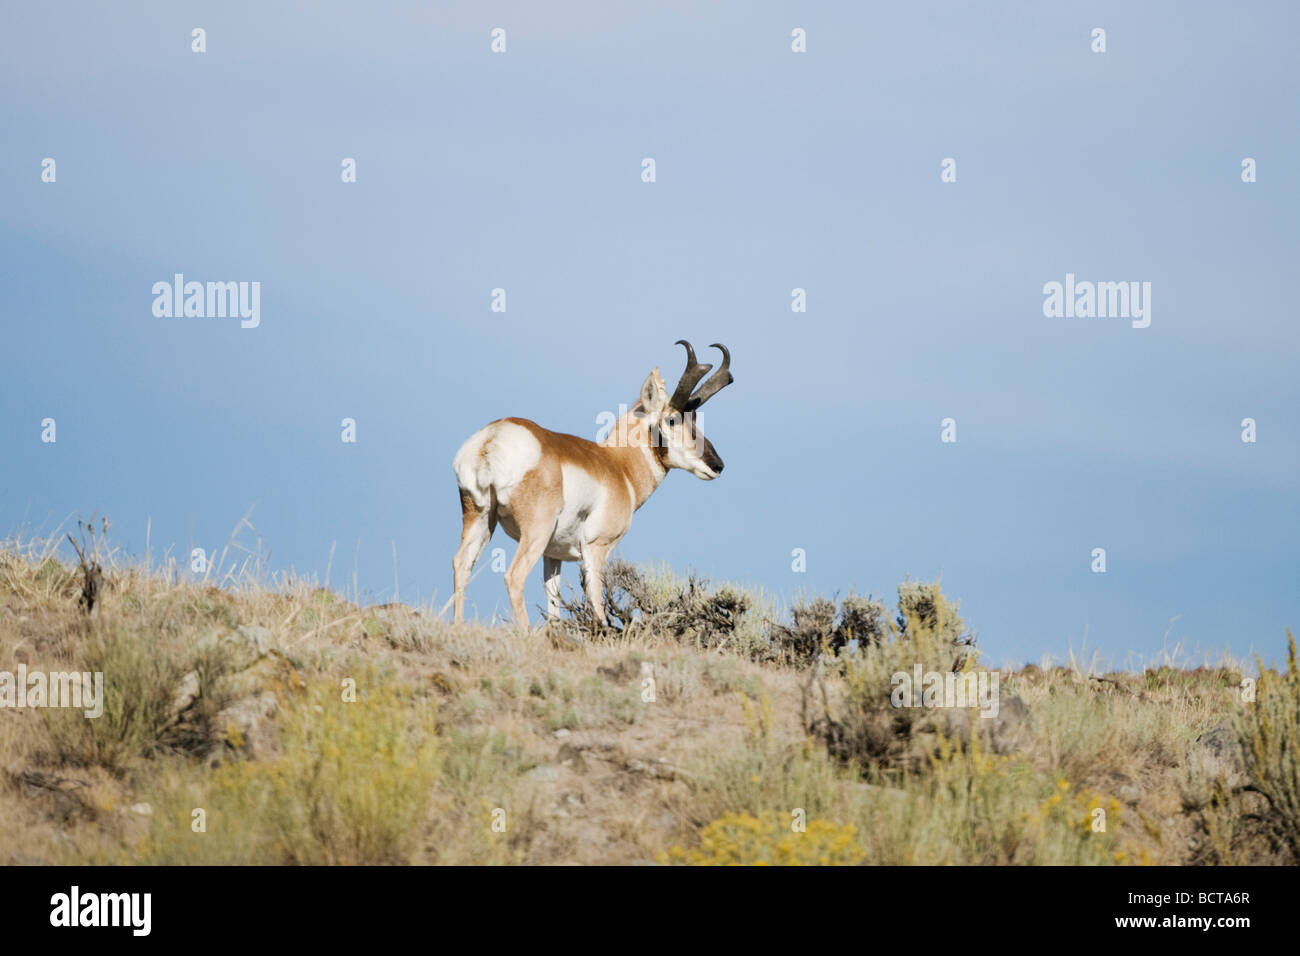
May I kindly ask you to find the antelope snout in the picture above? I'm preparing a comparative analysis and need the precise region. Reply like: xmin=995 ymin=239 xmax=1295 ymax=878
xmin=701 ymin=439 xmax=724 ymax=477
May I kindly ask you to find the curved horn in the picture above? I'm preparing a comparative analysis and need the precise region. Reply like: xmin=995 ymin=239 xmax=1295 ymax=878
xmin=683 ymin=343 xmax=733 ymax=410
xmin=668 ymin=339 xmax=713 ymax=411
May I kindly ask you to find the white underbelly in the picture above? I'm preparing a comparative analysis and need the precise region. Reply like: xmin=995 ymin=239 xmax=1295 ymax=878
xmin=494 ymin=511 xmax=584 ymax=561
xmin=548 ymin=464 xmax=606 ymax=560
xmin=495 ymin=513 xmax=583 ymax=561
xmin=544 ymin=512 xmax=586 ymax=561
xmin=492 ymin=473 xmax=601 ymax=564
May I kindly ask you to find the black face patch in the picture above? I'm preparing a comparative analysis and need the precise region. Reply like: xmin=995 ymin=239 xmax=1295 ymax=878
xmin=700 ymin=436 xmax=724 ymax=474
xmin=651 ymin=433 xmax=671 ymax=470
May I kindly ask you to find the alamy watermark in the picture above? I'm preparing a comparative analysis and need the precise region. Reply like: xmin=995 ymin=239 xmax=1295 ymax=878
xmin=152 ymin=273 xmax=260 ymax=328
xmin=1042 ymin=273 xmax=1151 ymax=328
xmin=50 ymin=886 xmax=150 ymax=936
xmin=891 ymin=665 xmax=999 ymax=718
xmin=0 ymin=666 xmax=103 ymax=718
xmin=594 ymin=404 xmax=707 ymax=454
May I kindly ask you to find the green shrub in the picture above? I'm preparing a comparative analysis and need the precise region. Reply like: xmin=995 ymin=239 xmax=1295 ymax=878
xmin=772 ymin=593 xmax=892 ymax=662
xmin=659 ymin=810 xmax=864 ymax=865
xmin=805 ymin=580 xmax=981 ymax=773
xmin=1237 ymin=630 xmax=1300 ymax=861
xmin=135 ymin=676 xmax=438 ymax=865
xmin=558 ymin=560 xmax=763 ymax=653
xmin=42 ymin=625 xmax=233 ymax=772
xmin=872 ymin=736 xmax=1128 ymax=865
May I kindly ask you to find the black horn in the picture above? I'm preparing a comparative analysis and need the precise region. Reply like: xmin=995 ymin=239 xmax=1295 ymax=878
xmin=668 ymin=339 xmax=713 ymax=411
xmin=681 ymin=343 xmax=733 ymax=410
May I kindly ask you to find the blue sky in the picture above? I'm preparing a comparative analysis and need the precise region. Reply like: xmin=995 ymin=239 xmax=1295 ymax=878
xmin=2 ymin=2 xmax=1296 ymax=668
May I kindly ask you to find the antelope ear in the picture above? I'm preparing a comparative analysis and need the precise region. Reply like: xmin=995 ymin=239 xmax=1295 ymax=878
xmin=639 ymin=368 xmax=667 ymax=416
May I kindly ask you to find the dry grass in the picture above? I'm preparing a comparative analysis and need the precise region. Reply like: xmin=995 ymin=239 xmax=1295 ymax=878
xmin=0 ymin=530 xmax=1292 ymax=865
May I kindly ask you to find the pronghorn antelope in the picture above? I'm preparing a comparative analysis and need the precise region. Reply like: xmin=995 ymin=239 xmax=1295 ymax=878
xmin=452 ymin=341 xmax=734 ymax=628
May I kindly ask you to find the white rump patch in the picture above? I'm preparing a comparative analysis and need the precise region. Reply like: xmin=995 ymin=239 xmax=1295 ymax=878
xmin=453 ymin=421 xmax=542 ymax=510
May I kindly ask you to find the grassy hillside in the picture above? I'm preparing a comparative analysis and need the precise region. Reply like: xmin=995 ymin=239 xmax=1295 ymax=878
xmin=1 ymin=528 xmax=1295 ymax=865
